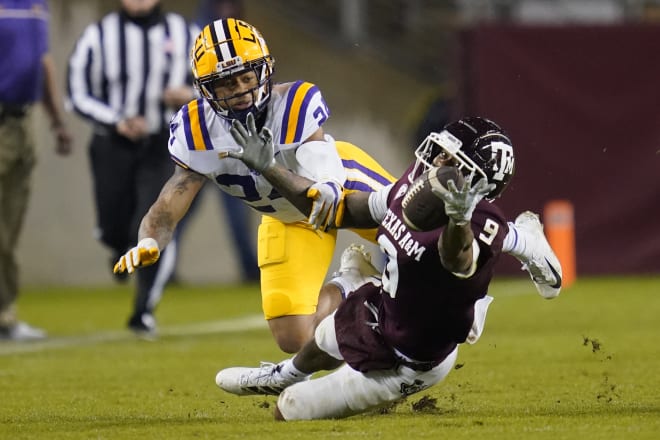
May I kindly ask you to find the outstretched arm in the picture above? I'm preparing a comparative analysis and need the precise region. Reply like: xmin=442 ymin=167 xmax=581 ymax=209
xmin=224 ymin=113 xmax=375 ymax=229
xmin=221 ymin=113 xmax=315 ymax=215
xmin=432 ymin=172 xmax=495 ymax=274
xmin=139 ymin=166 xmax=206 ymax=248
xmin=260 ymin=164 xmax=317 ymax=217
xmin=114 ymin=166 xmax=205 ymax=274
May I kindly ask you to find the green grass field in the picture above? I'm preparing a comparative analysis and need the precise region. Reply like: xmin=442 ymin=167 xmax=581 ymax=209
xmin=2 ymin=276 xmax=659 ymax=439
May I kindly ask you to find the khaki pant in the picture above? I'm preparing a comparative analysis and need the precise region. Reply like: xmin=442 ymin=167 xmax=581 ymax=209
xmin=0 ymin=112 xmax=35 ymax=326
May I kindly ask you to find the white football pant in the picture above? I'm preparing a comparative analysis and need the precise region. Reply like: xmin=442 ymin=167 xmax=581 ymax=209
xmin=276 ymin=313 xmax=458 ymax=420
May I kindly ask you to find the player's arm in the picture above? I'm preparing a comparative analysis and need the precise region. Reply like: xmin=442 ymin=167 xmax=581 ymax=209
xmin=438 ymin=219 xmax=476 ymax=274
xmin=258 ymin=163 xmax=317 ymax=217
xmin=113 ymin=166 xmax=205 ymax=274
xmin=342 ymin=191 xmax=378 ymax=228
xmin=293 ymin=127 xmax=349 ymax=230
xmin=433 ymin=173 xmax=495 ymax=276
xmin=139 ymin=166 xmax=205 ymax=247
xmin=224 ymin=113 xmax=376 ymax=228
xmin=262 ymin=166 xmax=376 ymax=228
xmin=224 ymin=113 xmax=341 ymax=229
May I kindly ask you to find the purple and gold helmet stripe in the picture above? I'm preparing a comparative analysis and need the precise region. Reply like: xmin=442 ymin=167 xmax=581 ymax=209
xmin=280 ymin=81 xmax=318 ymax=144
xmin=207 ymin=20 xmax=222 ymax=62
xmin=205 ymin=18 xmax=239 ymax=67
xmin=182 ymin=99 xmax=213 ymax=150
xmin=217 ymin=19 xmax=238 ymax=59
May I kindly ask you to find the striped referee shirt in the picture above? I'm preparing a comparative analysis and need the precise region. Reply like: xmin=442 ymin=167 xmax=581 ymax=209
xmin=67 ymin=9 xmax=199 ymax=134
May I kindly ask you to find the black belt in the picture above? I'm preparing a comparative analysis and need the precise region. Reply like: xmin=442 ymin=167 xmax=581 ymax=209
xmin=393 ymin=348 xmax=440 ymax=372
xmin=0 ymin=103 xmax=29 ymax=119
xmin=394 ymin=355 xmax=439 ymax=372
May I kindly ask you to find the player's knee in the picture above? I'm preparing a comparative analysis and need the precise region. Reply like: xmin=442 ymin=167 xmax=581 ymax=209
xmin=271 ymin=320 xmax=311 ymax=352
xmin=274 ymin=333 xmax=308 ymax=353
xmin=275 ymin=388 xmax=300 ymax=420
xmin=269 ymin=315 xmax=315 ymax=353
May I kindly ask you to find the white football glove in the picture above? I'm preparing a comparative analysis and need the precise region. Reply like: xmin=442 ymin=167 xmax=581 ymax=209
xmin=113 ymin=238 xmax=160 ymax=274
xmin=223 ymin=112 xmax=276 ymax=173
xmin=430 ymin=172 xmax=496 ymax=225
xmin=306 ymin=181 xmax=346 ymax=231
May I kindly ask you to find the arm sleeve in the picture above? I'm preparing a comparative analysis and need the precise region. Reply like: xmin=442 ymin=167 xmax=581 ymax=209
xmin=294 ymin=135 xmax=347 ymax=185
xmin=367 ymin=184 xmax=393 ymax=223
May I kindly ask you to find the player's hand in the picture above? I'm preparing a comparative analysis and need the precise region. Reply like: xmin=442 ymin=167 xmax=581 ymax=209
xmin=224 ymin=112 xmax=276 ymax=173
xmin=306 ymin=181 xmax=345 ymax=231
xmin=431 ymin=172 xmax=495 ymax=225
xmin=113 ymin=238 xmax=160 ymax=274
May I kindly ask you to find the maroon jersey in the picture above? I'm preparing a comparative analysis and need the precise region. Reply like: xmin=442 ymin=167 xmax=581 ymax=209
xmin=335 ymin=164 xmax=508 ymax=372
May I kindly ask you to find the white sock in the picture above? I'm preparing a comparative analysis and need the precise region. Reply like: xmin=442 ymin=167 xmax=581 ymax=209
xmin=327 ymin=275 xmax=353 ymax=299
xmin=503 ymin=223 xmax=531 ymax=260
xmin=328 ymin=270 xmax=381 ymax=299
xmin=279 ymin=358 xmax=310 ymax=380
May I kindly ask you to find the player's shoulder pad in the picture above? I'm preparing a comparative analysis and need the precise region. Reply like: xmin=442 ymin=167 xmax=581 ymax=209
xmin=169 ymin=98 xmax=215 ymax=153
xmin=278 ymin=80 xmax=330 ymax=145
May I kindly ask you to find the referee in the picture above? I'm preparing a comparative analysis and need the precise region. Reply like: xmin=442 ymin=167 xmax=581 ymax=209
xmin=67 ymin=0 xmax=198 ymax=337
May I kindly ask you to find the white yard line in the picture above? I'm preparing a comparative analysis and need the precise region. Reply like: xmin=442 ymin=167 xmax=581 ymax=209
xmin=0 ymin=314 xmax=266 ymax=356
xmin=0 ymin=283 xmax=540 ymax=356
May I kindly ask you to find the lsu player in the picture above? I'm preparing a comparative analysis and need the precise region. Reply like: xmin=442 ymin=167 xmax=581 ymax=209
xmin=113 ymin=18 xmax=394 ymax=351
xmin=114 ymin=18 xmax=562 ymax=348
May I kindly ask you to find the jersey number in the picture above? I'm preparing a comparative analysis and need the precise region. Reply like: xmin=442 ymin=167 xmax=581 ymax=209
xmin=378 ymin=219 xmax=500 ymax=299
xmin=215 ymin=174 xmax=279 ymax=213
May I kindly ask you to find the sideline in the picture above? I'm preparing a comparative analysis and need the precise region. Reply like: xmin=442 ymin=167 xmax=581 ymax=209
xmin=0 ymin=314 xmax=266 ymax=356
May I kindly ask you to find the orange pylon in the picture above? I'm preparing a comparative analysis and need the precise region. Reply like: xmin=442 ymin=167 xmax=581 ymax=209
xmin=543 ymin=200 xmax=576 ymax=288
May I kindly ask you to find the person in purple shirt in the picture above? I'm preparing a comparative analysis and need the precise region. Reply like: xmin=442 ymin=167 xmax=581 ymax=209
xmin=0 ymin=0 xmax=72 ymax=340
xmin=214 ymin=115 xmax=546 ymax=420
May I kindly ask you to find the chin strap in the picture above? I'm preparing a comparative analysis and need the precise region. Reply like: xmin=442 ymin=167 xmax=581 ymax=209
xmin=225 ymin=105 xmax=267 ymax=129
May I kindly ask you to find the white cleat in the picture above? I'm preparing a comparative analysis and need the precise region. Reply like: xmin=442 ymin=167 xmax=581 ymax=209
xmin=0 ymin=321 xmax=47 ymax=341
xmin=215 ymin=362 xmax=306 ymax=396
xmin=514 ymin=211 xmax=563 ymax=299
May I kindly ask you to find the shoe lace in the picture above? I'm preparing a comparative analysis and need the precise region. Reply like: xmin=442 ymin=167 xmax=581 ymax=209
xmin=239 ymin=362 xmax=286 ymax=394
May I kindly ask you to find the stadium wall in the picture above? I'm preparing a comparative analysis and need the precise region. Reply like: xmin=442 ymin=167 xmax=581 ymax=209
xmin=456 ymin=24 xmax=660 ymax=275
xmin=22 ymin=3 xmax=657 ymax=286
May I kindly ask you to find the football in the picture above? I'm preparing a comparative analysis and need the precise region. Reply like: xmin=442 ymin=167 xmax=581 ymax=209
xmin=401 ymin=167 xmax=464 ymax=231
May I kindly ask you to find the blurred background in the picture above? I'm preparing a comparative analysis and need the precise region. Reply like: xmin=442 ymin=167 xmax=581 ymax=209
xmin=22 ymin=0 xmax=660 ymax=286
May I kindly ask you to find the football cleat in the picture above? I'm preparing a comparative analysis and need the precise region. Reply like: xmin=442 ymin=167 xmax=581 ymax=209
xmin=127 ymin=313 xmax=157 ymax=340
xmin=514 ymin=211 xmax=562 ymax=299
xmin=0 ymin=321 xmax=46 ymax=341
xmin=215 ymin=362 xmax=306 ymax=396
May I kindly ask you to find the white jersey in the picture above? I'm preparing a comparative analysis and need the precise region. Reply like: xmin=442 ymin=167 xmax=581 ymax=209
xmin=168 ymin=81 xmax=345 ymax=223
